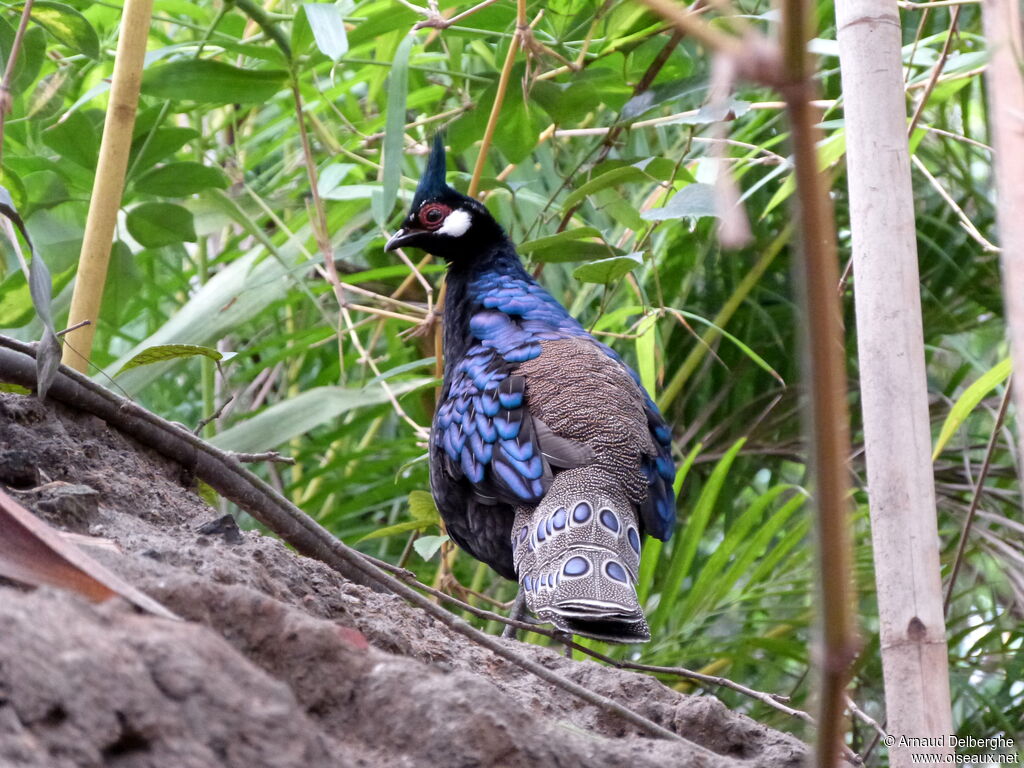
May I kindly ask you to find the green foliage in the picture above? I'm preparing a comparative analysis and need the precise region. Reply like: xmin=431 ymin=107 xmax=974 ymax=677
xmin=114 ymin=342 xmax=227 ymax=376
xmin=0 ymin=0 xmax=1019 ymax=759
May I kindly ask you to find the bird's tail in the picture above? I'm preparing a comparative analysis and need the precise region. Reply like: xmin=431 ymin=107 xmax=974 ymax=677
xmin=511 ymin=467 xmax=649 ymax=643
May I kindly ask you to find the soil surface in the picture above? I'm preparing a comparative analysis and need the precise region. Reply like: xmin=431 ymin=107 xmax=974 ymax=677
xmin=0 ymin=391 xmax=808 ymax=768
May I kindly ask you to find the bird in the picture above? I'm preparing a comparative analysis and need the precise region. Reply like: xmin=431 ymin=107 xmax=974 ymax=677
xmin=385 ymin=135 xmax=676 ymax=643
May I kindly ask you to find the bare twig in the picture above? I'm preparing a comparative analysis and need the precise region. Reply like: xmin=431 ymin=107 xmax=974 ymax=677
xmin=227 ymin=450 xmax=297 ymax=465
xmin=0 ymin=0 xmax=35 ymax=162
xmin=194 ymin=393 xmax=235 ymax=435
xmin=55 ymin=319 xmax=91 ymax=338
xmin=910 ymin=154 xmax=1000 ymax=252
xmin=844 ymin=695 xmax=889 ymax=743
xmin=467 ymin=0 xmax=526 ymax=197
xmin=906 ymin=5 xmax=962 ymax=136
xmin=414 ymin=0 xmax=503 ymax=29
xmin=899 ymin=0 xmax=977 ymax=6
xmin=290 ymin=80 xmax=429 ymax=441
xmin=943 ymin=379 xmax=1013 ymax=615
xmin=366 ymin=549 xmax=817 ymax=722
xmin=0 ymin=336 xmax=708 ymax=751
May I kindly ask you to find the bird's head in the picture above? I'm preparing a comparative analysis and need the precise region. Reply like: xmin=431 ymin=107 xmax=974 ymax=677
xmin=384 ymin=134 xmax=505 ymax=262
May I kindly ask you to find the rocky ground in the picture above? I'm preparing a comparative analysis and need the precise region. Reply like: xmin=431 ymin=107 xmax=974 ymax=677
xmin=0 ymin=390 xmax=808 ymax=768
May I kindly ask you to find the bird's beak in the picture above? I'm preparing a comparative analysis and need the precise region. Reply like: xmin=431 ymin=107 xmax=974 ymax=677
xmin=385 ymin=228 xmax=418 ymax=252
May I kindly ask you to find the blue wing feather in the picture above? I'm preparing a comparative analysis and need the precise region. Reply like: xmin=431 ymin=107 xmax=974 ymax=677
xmin=434 ymin=264 xmax=675 ymax=539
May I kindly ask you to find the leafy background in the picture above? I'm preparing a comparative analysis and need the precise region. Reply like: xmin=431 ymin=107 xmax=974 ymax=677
xmin=0 ymin=0 xmax=1020 ymax=761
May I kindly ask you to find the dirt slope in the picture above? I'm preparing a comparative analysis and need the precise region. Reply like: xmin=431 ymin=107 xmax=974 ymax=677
xmin=0 ymin=391 xmax=808 ymax=768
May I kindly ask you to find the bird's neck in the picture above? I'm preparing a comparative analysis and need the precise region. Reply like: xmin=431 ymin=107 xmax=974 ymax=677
xmin=441 ymin=241 xmax=532 ymax=377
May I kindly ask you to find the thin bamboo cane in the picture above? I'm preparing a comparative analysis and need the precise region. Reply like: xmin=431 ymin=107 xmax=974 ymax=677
xmin=633 ymin=3 xmax=858 ymax=763
xmin=835 ymin=1 xmax=953 ymax=765
xmin=981 ymin=0 xmax=1024 ymax=485
xmin=62 ymin=0 xmax=154 ymax=372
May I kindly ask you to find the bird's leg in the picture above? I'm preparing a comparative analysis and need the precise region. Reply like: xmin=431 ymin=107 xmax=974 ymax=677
xmin=552 ymin=629 xmax=575 ymax=659
xmin=501 ymin=587 xmax=529 ymax=640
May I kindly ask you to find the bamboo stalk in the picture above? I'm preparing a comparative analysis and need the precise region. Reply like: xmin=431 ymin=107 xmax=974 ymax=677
xmin=981 ymin=0 xmax=1024 ymax=482
xmin=778 ymin=2 xmax=857 ymax=766
xmin=835 ymin=1 xmax=953 ymax=765
xmin=62 ymin=0 xmax=155 ymax=372
xmin=634 ymin=3 xmax=857 ymax=763
xmin=467 ymin=0 xmax=526 ymax=197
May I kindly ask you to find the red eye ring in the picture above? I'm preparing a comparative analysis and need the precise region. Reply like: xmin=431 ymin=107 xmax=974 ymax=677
xmin=419 ymin=202 xmax=450 ymax=231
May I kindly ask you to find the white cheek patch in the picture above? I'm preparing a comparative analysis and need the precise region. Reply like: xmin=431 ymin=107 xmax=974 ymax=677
xmin=438 ymin=208 xmax=472 ymax=237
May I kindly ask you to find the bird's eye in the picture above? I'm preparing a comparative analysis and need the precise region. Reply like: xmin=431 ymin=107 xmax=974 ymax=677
xmin=419 ymin=203 xmax=450 ymax=230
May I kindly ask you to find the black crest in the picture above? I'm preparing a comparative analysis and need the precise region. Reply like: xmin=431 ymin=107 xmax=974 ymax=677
xmin=412 ymin=133 xmax=454 ymax=209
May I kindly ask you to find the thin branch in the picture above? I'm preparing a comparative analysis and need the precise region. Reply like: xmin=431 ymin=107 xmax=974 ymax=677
xmin=910 ymin=153 xmax=1000 ymax=252
xmin=906 ymin=5 xmax=962 ymax=136
xmin=344 ymin=303 xmax=425 ymax=325
xmin=899 ymin=0 xmax=978 ymax=6
xmin=194 ymin=393 xmax=235 ymax=435
xmin=55 ymin=319 xmax=91 ymax=338
xmin=290 ymin=79 xmax=429 ymax=441
xmin=917 ymin=123 xmax=992 ymax=152
xmin=367 ymin=550 xmax=816 ymax=722
xmin=636 ymin=0 xmax=744 ymax=60
xmin=414 ymin=0 xmax=503 ymax=30
xmin=844 ymin=695 xmax=889 ymax=742
xmin=227 ymin=450 xmax=297 ymax=465
xmin=467 ymin=0 xmax=526 ymax=197
xmin=0 ymin=336 xmax=708 ymax=751
xmin=943 ymin=378 xmax=1013 ymax=615
xmin=605 ymin=660 xmax=815 ymax=724
xmin=0 ymin=0 xmax=35 ymax=164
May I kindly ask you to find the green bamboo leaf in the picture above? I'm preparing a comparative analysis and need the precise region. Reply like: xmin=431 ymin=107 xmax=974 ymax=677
xmin=408 ymin=489 xmax=439 ymax=521
xmin=641 ymin=183 xmax=717 ymax=221
xmin=367 ymin=357 xmax=437 ymax=385
xmin=413 ymin=534 xmax=449 ymax=561
xmin=0 ymin=272 xmax=34 ymax=327
xmin=302 ymin=4 xmax=349 ymax=62
xmin=652 ymin=439 xmax=746 ymax=628
xmin=531 ymin=70 xmax=625 ymax=123
xmin=673 ymin=309 xmax=784 ymax=385
xmin=0 ymin=186 xmax=59 ymax=398
xmin=374 ymin=33 xmax=413 ymax=224
xmin=209 ymin=379 xmax=430 ymax=453
xmin=635 ymin=313 xmax=658 ymax=396
xmin=572 ymin=252 xmax=643 ymax=284
xmin=764 ymin=130 xmax=846 ymax=217
xmin=521 ymin=229 xmax=624 ymax=264
xmin=529 ymin=241 xmax=625 ymax=263
xmin=933 ymin=357 xmax=1012 ymax=460
xmin=41 ymin=111 xmax=98 ymax=170
xmin=18 ymin=1 xmax=100 ymax=59
xmin=126 ymin=202 xmax=197 ymax=248
xmin=141 ymin=60 xmax=288 ymax=104
xmin=358 ymin=519 xmax=431 ymax=542
xmin=114 ymin=344 xmax=224 ymax=376
xmin=562 ymin=165 xmax=655 ymax=211
xmin=679 ymin=485 xmax=805 ymax=622
xmin=133 ymin=162 xmax=230 ymax=197
xmin=518 ymin=227 xmax=602 ymax=255
xmin=130 ymin=127 xmax=201 ymax=173
xmin=638 ymin=443 xmax=700 ymax=606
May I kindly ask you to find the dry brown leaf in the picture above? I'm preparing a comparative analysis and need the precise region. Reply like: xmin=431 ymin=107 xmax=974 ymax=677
xmin=0 ymin=488 xmax=178 ymax=620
